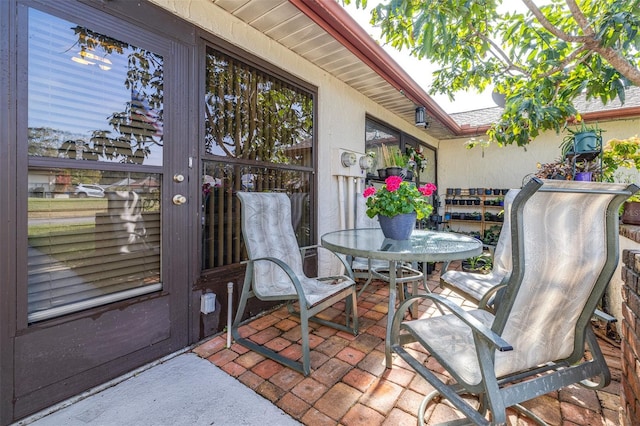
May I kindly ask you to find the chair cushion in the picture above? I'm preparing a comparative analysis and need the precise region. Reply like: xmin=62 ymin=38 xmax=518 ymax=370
xmin=239 ymin=192 xmax=355 ymax=308
xmin=402 ymin=309 xmax=497 ymax=386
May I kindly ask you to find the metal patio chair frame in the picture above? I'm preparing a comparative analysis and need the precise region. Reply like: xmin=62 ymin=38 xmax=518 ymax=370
xmin=390 ymin=178 xmax=638 ymax=425
xmin=232 ymin=192 xmax=358 ymax=376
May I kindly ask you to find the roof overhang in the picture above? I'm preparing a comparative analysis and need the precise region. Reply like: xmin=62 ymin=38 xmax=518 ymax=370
xmin=211 ymin=0 xmax=640 ymax=140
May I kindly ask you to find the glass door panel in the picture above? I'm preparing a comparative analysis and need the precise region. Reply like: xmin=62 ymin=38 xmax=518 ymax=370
xmin=28 ymin=8 xmax=163 ymax=166
xmin=26 ymin=9 xmax=165 ymax=321
xmin=27 ymin=169 xmax=162 ymax=322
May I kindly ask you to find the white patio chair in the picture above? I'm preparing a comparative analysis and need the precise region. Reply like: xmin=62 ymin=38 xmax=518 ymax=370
xmin=441 ymin=188 xmax=616 ymax=322
xmin=439 ymin=189 xmax=518 ymax=310
xmin=390 ymin=178 xmax=638 ymax=425
xmin=232 ymin=192 xmax=358 ymax=376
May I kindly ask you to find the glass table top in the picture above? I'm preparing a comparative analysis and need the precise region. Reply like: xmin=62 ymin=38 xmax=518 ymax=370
xmin=321 ymin=228 xmax=483 ymax=262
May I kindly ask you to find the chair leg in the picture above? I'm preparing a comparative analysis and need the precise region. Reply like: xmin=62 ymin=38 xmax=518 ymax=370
xmin=299 ymin=306 xmax=311 ymax=376
xmin=232 ymin=269 xmax=311 ymax=376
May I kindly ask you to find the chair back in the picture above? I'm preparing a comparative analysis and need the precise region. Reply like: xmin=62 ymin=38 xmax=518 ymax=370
xmin=491 ymin=189 xmax=518 ymax=278
xmin=493 ymin=179 xmax=635 ymax=377
xmin=237 ymin=192 xmax=304 ymax=298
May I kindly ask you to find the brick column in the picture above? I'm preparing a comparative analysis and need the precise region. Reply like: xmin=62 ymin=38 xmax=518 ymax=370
xmin=621 ymin=249 xmax=640 ymax=426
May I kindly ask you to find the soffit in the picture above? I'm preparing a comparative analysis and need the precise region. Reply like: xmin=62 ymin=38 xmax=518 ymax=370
xmin=211 ymin=0 xmax=456 ymax=139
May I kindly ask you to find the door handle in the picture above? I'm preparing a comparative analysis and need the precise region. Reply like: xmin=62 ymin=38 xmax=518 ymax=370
xmin=172 ymin=194 xmax=187 ymax=205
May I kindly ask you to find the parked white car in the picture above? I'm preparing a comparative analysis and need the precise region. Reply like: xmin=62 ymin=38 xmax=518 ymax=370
xmin=74 ymin=184 xmax=105 ymax=198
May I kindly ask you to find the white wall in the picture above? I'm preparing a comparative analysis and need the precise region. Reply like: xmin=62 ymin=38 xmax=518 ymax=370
xmin=437 ymin=116 xmax=640 ymax=194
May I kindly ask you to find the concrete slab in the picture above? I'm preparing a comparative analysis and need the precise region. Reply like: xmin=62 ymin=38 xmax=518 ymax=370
xmin=17 ymin=353 xmax=300 ymax=426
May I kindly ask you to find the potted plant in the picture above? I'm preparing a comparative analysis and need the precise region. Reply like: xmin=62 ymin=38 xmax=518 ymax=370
xmin=535 ymin=159 xmax=573 ymax=180
xmin=462 ymin=253 xmax=493 ymax=274
xmin=405 ymin=145 xmax=426 ymax=176
xmin=574 ymin=159 xmax=600 ymax=181
xmin=561 ymin=121 xmax=603 ymax=156
xmin=363 ymin=176 xmax=437 ymax=239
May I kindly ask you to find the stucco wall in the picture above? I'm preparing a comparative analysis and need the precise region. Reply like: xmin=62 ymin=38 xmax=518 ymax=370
xmin=437 ymin=116 xmax=640 ymax=195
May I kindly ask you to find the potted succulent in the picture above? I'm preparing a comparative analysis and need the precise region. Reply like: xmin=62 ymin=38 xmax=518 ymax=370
xmin=363 ymin=176 xmax=437 ymax=239
xmin=574 ymin=159 xmax=601 ymax=181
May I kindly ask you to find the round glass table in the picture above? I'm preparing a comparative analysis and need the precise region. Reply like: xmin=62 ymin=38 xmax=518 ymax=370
xmin=321 ymin=228 xmax=483 ymax=367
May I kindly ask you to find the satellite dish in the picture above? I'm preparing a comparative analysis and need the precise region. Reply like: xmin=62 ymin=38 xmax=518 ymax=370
xmin=492 ymin=91 xmax=506 ymax=108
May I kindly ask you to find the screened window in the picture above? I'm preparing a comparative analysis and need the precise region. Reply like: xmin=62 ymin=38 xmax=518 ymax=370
xmin=204 ymin=49 xmax=313 ymax=166
xmin=202 ymin=47 xmax=315 ymax=269
xmin=26 ymin=9 xmax=163 ymax=322
xmin=365 ymin=119 xmax=400 ymax=173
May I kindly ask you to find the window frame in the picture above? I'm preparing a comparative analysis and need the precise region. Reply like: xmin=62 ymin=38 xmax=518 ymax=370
xmin=198 ymin=35 xmax=318 ymax=271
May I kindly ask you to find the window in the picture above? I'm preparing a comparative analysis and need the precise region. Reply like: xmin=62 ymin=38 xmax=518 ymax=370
xmin=202 ymin=47 xmax=315 ymax=269
xmin=28 ymin=8 xmax=164 ymax=166
xmin=365 ymin=117 xmax=436 ymax=185
xmin=26 ymin=9 xmax=163 ymax=322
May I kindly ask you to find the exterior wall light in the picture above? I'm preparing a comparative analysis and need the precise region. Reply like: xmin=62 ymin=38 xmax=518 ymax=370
xmin=415 ymin=106 xmax=429 ymax=128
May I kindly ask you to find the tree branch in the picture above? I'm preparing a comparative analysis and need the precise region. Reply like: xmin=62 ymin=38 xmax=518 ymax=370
xmin=538 ymin=45 xmax=590 ymax=78
xmin=473 ymin=29 xmax=529 ymax=75
xmin=521 ymin=0 xmax=589 ymax=43
xmin=565 ymin=0 xmax=595 ymax=36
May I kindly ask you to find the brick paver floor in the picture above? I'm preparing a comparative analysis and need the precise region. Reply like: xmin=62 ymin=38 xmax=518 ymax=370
xmin=194 ymin=263 xmax=622 ymax=425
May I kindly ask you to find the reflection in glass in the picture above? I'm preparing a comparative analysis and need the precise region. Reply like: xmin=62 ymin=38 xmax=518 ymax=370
xmin=28 ymin=9 xmax=164 ymax=165
xmin=27 ymin=168 xmax=162 ymax=322
xmin=365 ymin=119 xmax=400 ymax=171
xmin=204 ymin=48 xmax=313 ymax=166
xmin=201 ymin=162 xmax=312 ymax=269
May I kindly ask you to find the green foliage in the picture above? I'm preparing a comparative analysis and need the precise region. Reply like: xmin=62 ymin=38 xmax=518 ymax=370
xmin=345 ymin=0 xmax=640 ymax=147
xmin=602 ymin=135 xmax=640 ymax=182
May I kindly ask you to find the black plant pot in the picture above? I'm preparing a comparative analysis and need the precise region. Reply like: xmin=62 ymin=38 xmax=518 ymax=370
xmin=386 ymin=167 xmax=402 ymax=176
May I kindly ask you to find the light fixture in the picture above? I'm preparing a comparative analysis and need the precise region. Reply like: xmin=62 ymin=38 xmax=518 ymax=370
xmin=415 ymin=106 xmax=429 ymax=128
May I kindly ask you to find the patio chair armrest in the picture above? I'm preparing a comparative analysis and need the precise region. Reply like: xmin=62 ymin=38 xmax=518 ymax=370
xmin=300 ymin=245 xmax=355 ymax=280
xmin=249 ymin=256 xmax=308 ymax=298
xmin=391 ymin=294 xmax=513 ymax=352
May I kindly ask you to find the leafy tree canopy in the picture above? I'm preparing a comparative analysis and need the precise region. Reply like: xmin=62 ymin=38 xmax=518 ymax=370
xmin=346 ymin=0 xmax=640 ymax=147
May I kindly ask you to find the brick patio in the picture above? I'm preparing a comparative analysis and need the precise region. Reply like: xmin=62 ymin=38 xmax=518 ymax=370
xmin=194 ymin=263 xmax=623 ymax=425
